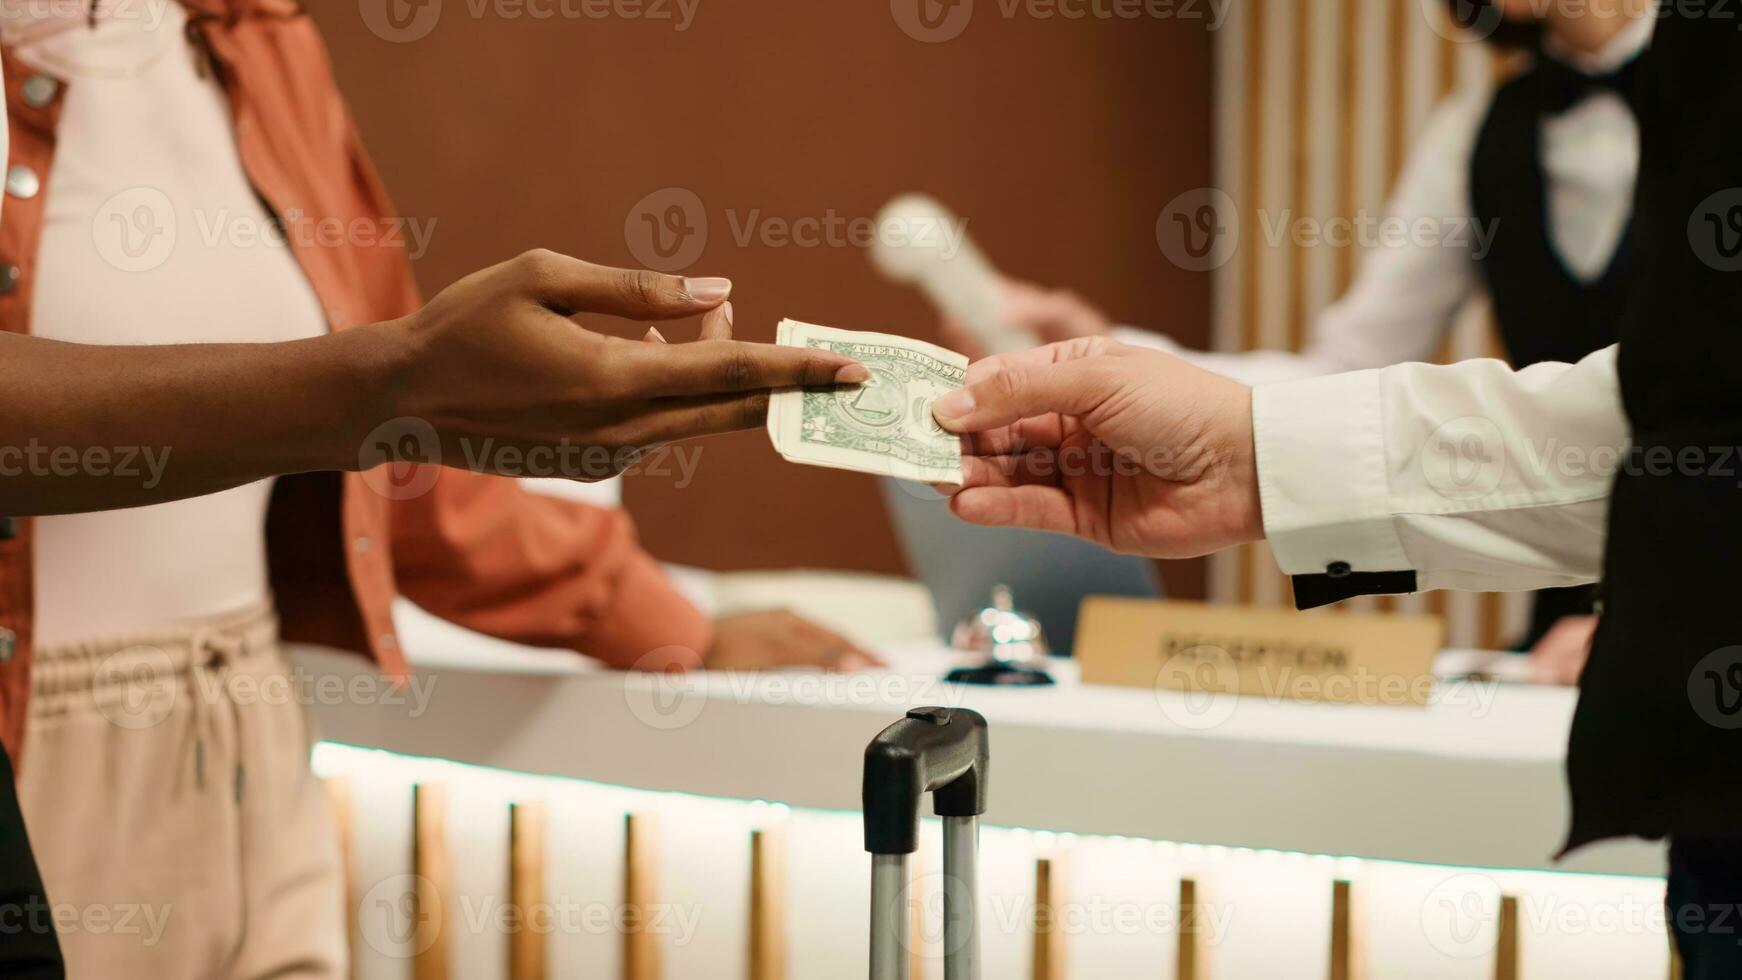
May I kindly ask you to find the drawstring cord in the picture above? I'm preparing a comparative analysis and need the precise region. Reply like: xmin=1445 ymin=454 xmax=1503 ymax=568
xmin=189 ymin=627 xmax=248 ymax=802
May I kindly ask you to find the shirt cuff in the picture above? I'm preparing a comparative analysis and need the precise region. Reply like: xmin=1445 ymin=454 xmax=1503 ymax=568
xmin=1251 ymin=369 xmax=1418 ymax=607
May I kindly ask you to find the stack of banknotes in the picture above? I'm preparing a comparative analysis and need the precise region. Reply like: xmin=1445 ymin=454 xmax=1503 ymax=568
xmin=766 ymin=319 xmax=968 ymax=484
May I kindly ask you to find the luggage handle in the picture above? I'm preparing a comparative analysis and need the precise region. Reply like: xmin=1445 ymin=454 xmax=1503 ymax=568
xmin=862 ymin=706 xmax=990 ymax=855
xmin=864 ymin=707 xmax=989 ymax=980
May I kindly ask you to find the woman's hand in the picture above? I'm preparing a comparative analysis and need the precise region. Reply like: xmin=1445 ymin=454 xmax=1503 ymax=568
xmin=704 ymin=610 xmax=885 ymax=671
xmin=1528 ymin=614 xmax=1599 ymax=686
xmin=934 ymin=337 xmax=1265 ymax=559
xmin=383 ymin=249 xmax=869 ymax=481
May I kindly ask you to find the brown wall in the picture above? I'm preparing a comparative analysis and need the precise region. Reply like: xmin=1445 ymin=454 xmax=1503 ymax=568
xmin=313 ymin=1 xmax=1215 ymax=592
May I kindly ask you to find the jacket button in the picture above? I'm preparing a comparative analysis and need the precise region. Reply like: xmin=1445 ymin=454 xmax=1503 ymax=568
xmin=1326 ymin=561 xmax=1353 ymax=579
xmin=0 ymin=517 xmax=17 ymax=540
xmin=20 ymin=75 xmax=58 ymax=108
xmin=5 ymin=165 xmax=39 ymax=200
xmin=0 ymin=265 xmax=20 ymax=295
xmin=0 ymin=628 xmax=15 ymax=664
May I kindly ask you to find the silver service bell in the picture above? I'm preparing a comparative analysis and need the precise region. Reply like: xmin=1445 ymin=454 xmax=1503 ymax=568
xmin=946 ymin=585 xmax=1055 ymax=686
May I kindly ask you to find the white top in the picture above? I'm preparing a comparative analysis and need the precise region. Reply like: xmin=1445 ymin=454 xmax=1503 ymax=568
xmin=1123 ymin=14 xmax=1655 ymax=385
xmin=13 ymin=7 xmax=330 ymax=645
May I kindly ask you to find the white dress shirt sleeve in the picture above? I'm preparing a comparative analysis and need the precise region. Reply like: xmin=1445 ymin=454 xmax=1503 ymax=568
xmin=1252 ymin=345 xmax=1626 ymax=603
xmin=1115 ymin=89 xmax=1492 ymax=385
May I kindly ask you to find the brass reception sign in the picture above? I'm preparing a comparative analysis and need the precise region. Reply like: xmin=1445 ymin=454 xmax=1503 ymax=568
xmin=1074 ymin=597 xmax=1445 ymax=708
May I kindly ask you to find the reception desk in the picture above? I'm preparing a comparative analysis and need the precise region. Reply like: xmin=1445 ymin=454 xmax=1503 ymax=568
xmin=295 ymin=597 xmax=1672 ymax=979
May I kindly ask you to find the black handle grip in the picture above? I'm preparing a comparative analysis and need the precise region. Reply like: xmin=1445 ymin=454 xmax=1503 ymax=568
xmin=862 ymin=707 xmax=990 ymax=855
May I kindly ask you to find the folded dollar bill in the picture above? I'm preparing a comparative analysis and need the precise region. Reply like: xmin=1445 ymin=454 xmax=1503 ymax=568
xmin=767 ymin=319 xmax=967 ymax=483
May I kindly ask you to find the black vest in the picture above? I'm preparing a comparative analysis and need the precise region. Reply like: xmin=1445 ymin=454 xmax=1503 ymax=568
xmin=1470 ymin=57 xmax=1638 ymax=648
xmin=1470 ymin=63 xmax=1634 ymax=369
xmin=1563 ymin=12 xmax=1742 ymax=851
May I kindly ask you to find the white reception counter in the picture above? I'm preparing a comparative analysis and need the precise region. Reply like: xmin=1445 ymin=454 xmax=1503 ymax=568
xmin=293 ymin=601 xmax=1662 ymax=880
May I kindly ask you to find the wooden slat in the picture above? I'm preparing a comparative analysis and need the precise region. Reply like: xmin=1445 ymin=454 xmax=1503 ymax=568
xmin=1385 ymin=0 xmax=1411 ymax=186
xmin=1287 ymin=0 xmax=1316 ymax=351
xmin=623 ymin=813 xmax=662 ymax=980
xmin=1236 ymin=0 xmax=1270 ymax=608
xmin=322 ymin=777 xmax=357 ymax=980
xmin=1176 ymin=877 xmax=1205 ymax=980
xmin=413 ymin=783 xmax=451 ymax=980
xmin=1494 ymin=894 xmax=1520 ymax=980
xmin=1032 ymin=856 xmax=1066 ymax=980
xmin=1335 ymin=0 xmax=1364 ymax=295
xmin=749 ymin=827 xmax=788 ymax=980
xmin=509 ymin=802 xmax=548 ymax=980
xmin=1329 ymin=878 xmax=1364 ymax=980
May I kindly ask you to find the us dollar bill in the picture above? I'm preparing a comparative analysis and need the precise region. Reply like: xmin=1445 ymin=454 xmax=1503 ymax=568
xmin=767 ymin=319 xmax=967 ymax=483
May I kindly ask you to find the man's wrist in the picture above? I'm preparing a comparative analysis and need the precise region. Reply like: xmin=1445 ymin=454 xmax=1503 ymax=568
xmin=325 ymin=319 xmax=425 ymax=473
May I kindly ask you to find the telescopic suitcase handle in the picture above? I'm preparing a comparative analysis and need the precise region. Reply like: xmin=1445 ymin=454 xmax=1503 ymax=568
xmin=864 ymin=707 xmax=989 ymax=980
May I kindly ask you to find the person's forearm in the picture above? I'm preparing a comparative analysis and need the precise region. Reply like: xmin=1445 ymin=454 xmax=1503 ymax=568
xmin=0 ymin=325 xmax=405 ymax=515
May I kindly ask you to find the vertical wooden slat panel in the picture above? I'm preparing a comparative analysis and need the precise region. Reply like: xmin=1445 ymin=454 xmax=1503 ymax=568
xmin=1494 ymin=894 xmax=1520 ymax=980
xmin=1236 ymin=0 xmax=1270 ymax=606
xmin=323 ymin=777 xmax=357 ymax=980
xmin=749 ymin=827 xmax=788 ymax=980
xmin=1385 ymin=0 xmax=1411 ymax=187
xmin=1287 ymin=0 xmax=1316 ymax=352
xmin=1176 ymin=877 xmax=1205 ymax=980
xmin=509 ymin=802 xmax=548 ymax=980
xmin=1329 ymin=878 xmax=1363 ymax=980
xmin=413 ymin=783 xmax=451 ymax=980
xmin=1335 ymin=0 xmax=1363 ymax=296
xmin=1032 ymin=856 xmax=1065 ymax=980
xmin=623 ymin=813 xmax=662 ymax=980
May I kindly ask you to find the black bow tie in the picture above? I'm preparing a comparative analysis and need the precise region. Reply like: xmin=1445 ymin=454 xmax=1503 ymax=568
xmin=1536 ymin=54 xmax=1643 ymax=114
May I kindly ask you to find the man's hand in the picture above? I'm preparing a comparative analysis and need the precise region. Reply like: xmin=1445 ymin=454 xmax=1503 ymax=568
xmin=940 ymin=276 xmax=1113 ymax=360
xmin=933 ymin=337 xmax=1265 ymax=559
xmin=386 ymin=249 xmax=869 ymax=481
xmin=1528 ymin=614 xmax=1598 ymax=686
xmin=704 ymin=610 xmax=885 ymax=671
